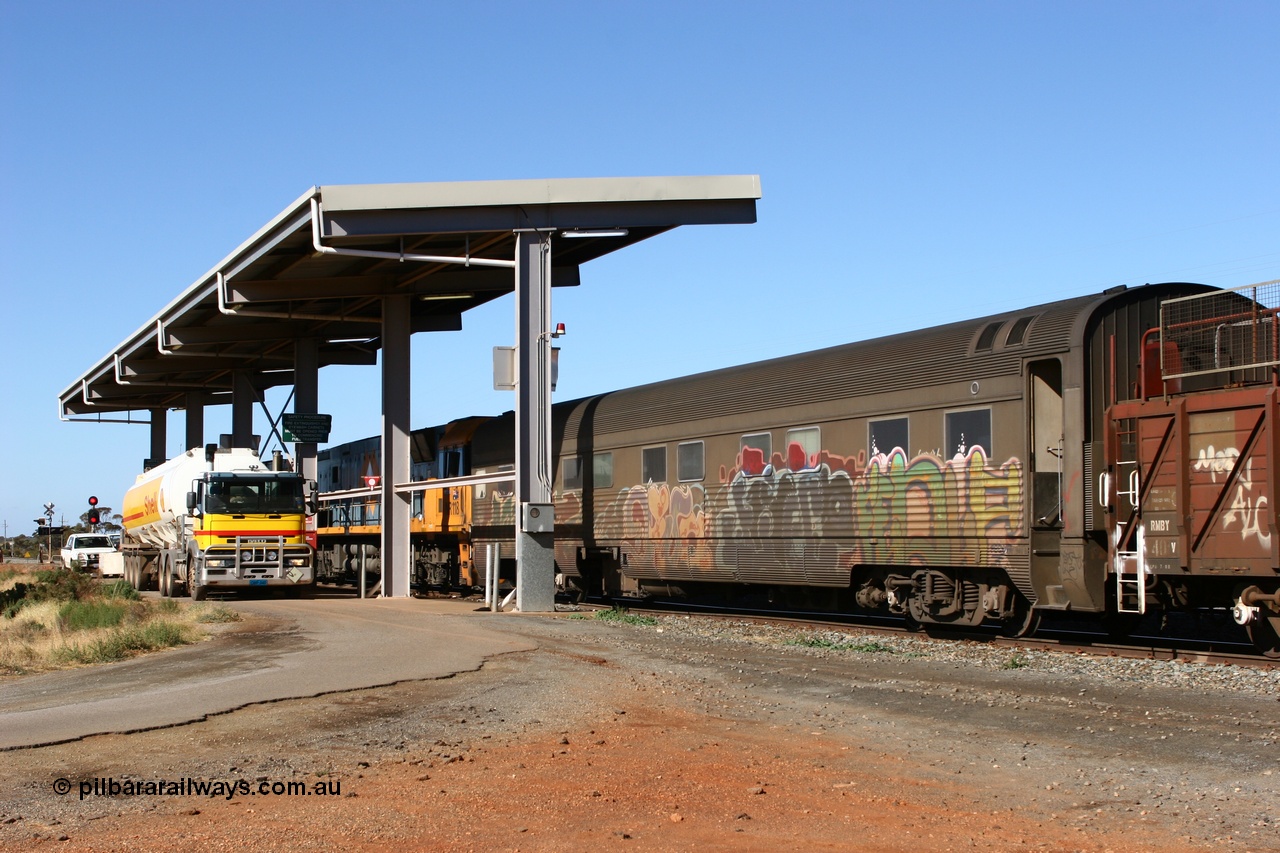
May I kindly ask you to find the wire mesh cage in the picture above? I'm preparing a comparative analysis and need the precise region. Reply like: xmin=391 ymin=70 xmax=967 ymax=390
xmin=1159 ymin=280 xmax=1280 ymax=380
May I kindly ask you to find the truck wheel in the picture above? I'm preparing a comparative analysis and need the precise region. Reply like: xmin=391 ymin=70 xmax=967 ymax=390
xmin=188 ymin=566 xmax=207 ymax=602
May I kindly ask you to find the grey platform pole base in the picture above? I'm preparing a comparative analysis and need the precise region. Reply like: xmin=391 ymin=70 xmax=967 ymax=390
xmin=515 ymin=531 xmax=556 ymax=612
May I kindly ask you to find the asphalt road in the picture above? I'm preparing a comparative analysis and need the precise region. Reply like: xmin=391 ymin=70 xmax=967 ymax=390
xmin=0 ymin=595 xmax=536 ymax=750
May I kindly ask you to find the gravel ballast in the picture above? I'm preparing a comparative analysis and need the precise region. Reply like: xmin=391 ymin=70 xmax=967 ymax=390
xmin=1 ymin=601 xmax=1275 ymax=851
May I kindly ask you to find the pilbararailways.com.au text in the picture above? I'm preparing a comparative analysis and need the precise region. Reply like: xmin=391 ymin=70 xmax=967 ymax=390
xmin=53 ymin=777 xmax=342 ymax=801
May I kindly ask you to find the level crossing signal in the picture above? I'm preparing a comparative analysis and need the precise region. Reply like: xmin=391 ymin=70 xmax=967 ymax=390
xmin=87 ymin=495 xmax=100 ymax=526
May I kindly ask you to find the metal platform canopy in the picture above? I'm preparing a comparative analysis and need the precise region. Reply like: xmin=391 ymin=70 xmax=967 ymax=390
xmin=58 ymin=176 xmax=762 ymax=608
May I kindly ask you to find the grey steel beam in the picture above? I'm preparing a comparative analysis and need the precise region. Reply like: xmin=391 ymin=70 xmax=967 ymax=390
xmin=380 ymin=295 xmax=412 ymax=599
xmin=149 ymin=408 xmax=167 ymax=468
xmin=163 ymin=321 xmax=369 ymax=346
xmin=513 ymin=231 xmax=556 ymax=613
xmin=324 ymin=203 xmax=754 ymax=239
xmin=318 ymin=348 xmax=381 ymax=366
xmin=185 ymin=393 xmax=205 ymax=451
xmin=232 ymin=372 xmax=255 ymax=449
xmin=120 ymin=355 xmax=294 ymax=375
xmin=89 ymin=381 xmax=230 ymax=400
xmin=63 ymin=393 xmax=181 ymax=417
xmin=224 ymin=274 xmax=397 ymax=301
xmin=294 ymin=338 xmax=319 ymax=485
xmin=224 ymin=268 xmax=552 ymax=301
xmin=160 ymin=316 xmax=461 ymax=348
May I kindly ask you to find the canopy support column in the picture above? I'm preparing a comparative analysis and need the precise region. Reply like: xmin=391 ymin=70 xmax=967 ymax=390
xmin=148 ymin=407 xmax=167 ymax=469
xmin=184 ymin=393 xmax=204 ymax=451
xmin=514 ymin=230 xmax=556 ymax=612
xmin=232 ymin=371 xmax=255 ymax=449
xmin=294 ymin=337 xmax=320 ymax=483
xmin=381 ymin=296 xmax=412 ymax=598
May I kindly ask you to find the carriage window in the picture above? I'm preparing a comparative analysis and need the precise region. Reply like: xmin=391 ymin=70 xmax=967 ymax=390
xmin=869 ymin=417 xmax=909 ymax=456
xmin=641 ymin=446 xmax=667 ymax=483
xmin=562 ymin=456 xmax=583 ymax=490
xmin=439 ymin=447 xmax=468 ymax=479
xmin=784 ymin=427 xmax=820 ymax=470
xmin=593 ymin=452 xmax=614 ymax=490
xmin=740 ymin=433 xmax=772 ymax=476
xmin=677 ymin=441 xmax=704 ymax=482
xmin=945 ymin=409 xmax=992 ymax=458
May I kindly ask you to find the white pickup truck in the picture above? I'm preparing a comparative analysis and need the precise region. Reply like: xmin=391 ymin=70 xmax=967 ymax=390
xmin=60 ymin=534 xmax=123 ymax=577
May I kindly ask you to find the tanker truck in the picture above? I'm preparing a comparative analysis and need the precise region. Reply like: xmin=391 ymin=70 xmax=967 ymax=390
xmin=121 ymin=445 xmax=316 ymax=600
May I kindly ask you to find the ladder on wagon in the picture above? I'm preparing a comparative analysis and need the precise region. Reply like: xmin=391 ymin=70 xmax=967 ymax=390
xmin=1110 ymin=420 xmax=1147 ymax=615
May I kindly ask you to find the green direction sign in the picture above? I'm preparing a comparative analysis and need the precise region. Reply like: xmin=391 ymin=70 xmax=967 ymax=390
xmin=281 ymin=413 xmax=332 ymax=444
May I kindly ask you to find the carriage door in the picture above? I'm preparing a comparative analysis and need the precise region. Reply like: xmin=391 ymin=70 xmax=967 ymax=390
xmin=1028 ymin=360 xmax=1064 ymax=597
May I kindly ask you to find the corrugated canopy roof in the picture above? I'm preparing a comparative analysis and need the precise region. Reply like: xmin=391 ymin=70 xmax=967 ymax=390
xmin=58 ymin=176 xmax=760 ymax=418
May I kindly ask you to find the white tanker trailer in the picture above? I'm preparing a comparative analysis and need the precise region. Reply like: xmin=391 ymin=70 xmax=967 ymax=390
xmin=120 ymin=445 xmax=316 ymax=600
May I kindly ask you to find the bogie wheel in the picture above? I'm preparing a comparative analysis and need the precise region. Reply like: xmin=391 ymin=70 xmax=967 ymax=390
xmin=158 ymin=557 xmax=170 ymax=597
xmin=1246 ymin=614 xmax=1280 ymax=659
xmin=901 ymin=600 xmax=924 ymax=633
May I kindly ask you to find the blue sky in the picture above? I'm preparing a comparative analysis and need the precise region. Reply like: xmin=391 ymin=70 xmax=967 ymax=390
xmin=1 ymin=0 xmax=1277 ymax=536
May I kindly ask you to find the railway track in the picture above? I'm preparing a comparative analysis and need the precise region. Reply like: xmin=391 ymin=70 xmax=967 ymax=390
xmin=572 ymin=597 xmax=1280 ymax=670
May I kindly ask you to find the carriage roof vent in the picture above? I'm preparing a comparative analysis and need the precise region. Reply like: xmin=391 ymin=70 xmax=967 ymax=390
xmin=1004 ymin=315 xmax=1035 ymax=347
xmin=975 ymin=321 xmax=1004 ymax=352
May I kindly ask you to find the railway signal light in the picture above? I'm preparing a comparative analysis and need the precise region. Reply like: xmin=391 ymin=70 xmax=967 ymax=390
xmin=87 ymin=495 xmax=100 ymax=526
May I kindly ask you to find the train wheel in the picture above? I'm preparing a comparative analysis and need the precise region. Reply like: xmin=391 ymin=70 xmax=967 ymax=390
xmin=1246 ymin=614 xmax=1280 ymax=659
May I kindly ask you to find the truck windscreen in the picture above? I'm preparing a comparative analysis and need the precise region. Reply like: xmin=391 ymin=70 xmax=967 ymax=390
xmin=205 ymin=479 xmax=305 ymax=514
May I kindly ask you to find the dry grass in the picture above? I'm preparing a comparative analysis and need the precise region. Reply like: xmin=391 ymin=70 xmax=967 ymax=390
xmin=0 ymin=567 xmax=240 ymax=676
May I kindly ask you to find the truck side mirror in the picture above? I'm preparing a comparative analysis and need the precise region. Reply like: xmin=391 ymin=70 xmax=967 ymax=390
xmin=186 ymin=491 xmax=198 ymax=512
xmin=306 ymin=480 xmax=318 ymax=515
